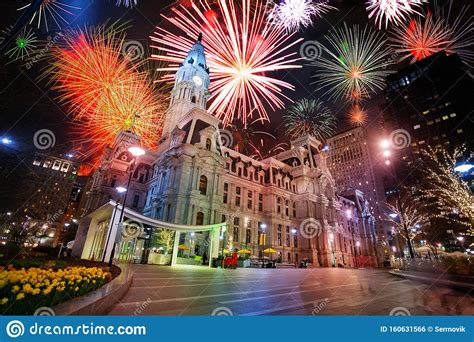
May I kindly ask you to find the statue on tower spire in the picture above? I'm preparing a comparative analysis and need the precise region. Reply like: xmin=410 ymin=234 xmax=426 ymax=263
xmin=198 ymin=33 xmax=203 ymax=43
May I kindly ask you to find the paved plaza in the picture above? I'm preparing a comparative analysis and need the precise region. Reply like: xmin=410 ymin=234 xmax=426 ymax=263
xmin=108 ymin=265 xmax=473 ymax=316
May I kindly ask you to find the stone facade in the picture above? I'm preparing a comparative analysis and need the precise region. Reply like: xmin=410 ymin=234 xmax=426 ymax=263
xmin=80 ymin=36 xmax=378 ymax=267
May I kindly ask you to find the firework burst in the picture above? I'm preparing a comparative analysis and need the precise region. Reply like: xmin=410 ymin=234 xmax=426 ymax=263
xmin=311 ymin=23 xmax=393 ymax=102
xmin=365 ymin=0 xmax=427 ymax=29
xmin=283 ymin=98 xmax=336 ymax=140
xmin=46 ymin=25 xmax=167 ymax=159
xmin=4 ymin=27 xmax=38 ymax=61
xmin=348 ymin=104 xmax=368 ymax=126
xmin=18 ymin=0 xmax=81 ymax=32
xmin=116 ymin=0 xmax=138 ymax=8
xmin=390 ymin=1 xmax=474 ymax=67
xmin=267 ymin=0 xmax=335 ymax=32
xmin=151 ymin=0 xmax=303 ymax=127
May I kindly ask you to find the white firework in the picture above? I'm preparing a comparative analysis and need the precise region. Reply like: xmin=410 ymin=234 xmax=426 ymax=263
xmin=116 ymin=0 xmax=138 ymax=7
xmin=366 ymin=0 xmax=427 ymax=29
xmin=268 ymin=0 xmax=335 ymax=32
xmin=17 ymin=0 xmax=81 ymax=32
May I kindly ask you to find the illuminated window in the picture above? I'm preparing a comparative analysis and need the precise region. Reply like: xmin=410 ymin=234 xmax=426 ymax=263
xmin=413 ymin=124 xmax=420 ymax=130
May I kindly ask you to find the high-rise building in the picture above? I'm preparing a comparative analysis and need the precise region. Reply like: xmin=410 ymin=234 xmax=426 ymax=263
xmin=325 ymin=127 xmax=389 ymax=263
xmin=382 ymin=51 xmax=474 ymax=160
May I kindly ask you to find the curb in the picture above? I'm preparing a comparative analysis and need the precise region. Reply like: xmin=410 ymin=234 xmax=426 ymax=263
xmin=53 ymin=263 xmax=133 ymax=315
xmin=389 ymin=270 xmax=473 ymax=291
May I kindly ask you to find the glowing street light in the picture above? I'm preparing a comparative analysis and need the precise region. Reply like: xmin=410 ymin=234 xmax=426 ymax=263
xmin=116 ymin=186 xmax=127 ymax=193
xmin=389 ymin=213 xmax=398 ymax=218
xmin=1 ymin=137 xmax=12 ymax=145
xmin=381 ymin=139 xmax=390 ymax=149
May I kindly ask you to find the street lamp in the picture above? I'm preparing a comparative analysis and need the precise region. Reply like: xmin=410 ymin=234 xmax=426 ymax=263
xmin=108 ymin=146 xmax=146 ymax=266
xmin=329 ymin=232 xmax=335 ymax=267
xmin=291 ymin=228 xmax=297 ymax=268
xmin=260 ymin=223 xmax=266 ymax=268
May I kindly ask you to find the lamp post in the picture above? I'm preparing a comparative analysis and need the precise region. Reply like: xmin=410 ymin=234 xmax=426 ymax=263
xmin=260 ymin=223 xmax=266 ymax=268
xmin=108 ymin=146 xmax=145 ymax=267
xmin=355 ymin=240 xmax=360 ymax=268
xmin=291 ymin=228 xmax=297 ymax=268
xmin=329 ymin=232 xmax=335 ymax=267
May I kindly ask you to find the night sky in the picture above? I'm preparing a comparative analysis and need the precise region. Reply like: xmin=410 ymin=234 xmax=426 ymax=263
xmin=0 ymin=0 xmax=470 ymax=159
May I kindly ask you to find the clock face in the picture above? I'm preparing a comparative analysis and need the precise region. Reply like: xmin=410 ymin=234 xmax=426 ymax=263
xmin=193 ymin=75 xmax=203 ymax=86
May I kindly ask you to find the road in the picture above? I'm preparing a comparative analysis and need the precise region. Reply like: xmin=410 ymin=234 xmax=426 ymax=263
xmin=108 ymin=265 xmax=473 ymax=316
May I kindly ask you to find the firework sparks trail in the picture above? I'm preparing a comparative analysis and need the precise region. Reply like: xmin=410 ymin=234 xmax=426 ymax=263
xmin=18 ymin=0 xmax=81 ymax=32
xmin=46 ymin=25 xmax=167 ymax=159
xmin=311 ymin=23 xmax=393 ymax=102
xmin=390 ymin=1 xmax=474 ymax=67
xmin=4 ymin=27 xmax=38 ymax=61
xmin=348 ymin=103 xmax=368 ymax=127
xmin=283 ymin=98 xmax=337 ymax=140
xmin=116 ymin=0 xmax=138 ymax=8
xmin=150 ymin=0 xmax=303 ymax=127
xmin=267 ymin=0 xmax=335 ymax=32
xmin=365 ymin=0 xmax=427 ymax=29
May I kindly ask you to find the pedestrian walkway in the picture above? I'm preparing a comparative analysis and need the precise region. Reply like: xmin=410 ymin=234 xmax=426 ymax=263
xmin=108 ymin=265 xmax=474 ymax=316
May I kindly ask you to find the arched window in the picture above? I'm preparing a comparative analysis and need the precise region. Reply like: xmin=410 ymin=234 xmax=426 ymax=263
xmin=196 ymin=212 xmax=204 ymax=225
xmin=205 ymin=138 xmax=211 ymax=150
xmin=191 ymin=95 xmax=197 ymax=103
xmin=199 ymin=175 xmax=208 ymax=195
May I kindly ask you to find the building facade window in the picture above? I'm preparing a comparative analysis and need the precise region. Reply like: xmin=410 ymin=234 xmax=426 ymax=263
xmin=223 ymin=182 xmax=228 ymax=203
xmin=196 ymin=212 xmax=204 ymax=225
xmin=199 ymin=175 xmax=208 ymax=195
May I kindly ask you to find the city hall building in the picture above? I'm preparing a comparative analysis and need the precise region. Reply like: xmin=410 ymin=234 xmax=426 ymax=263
xmin=73 ymin=36 xmax=379 ymax=268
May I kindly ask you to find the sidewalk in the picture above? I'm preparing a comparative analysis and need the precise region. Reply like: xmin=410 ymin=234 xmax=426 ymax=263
xmin=389 ymin=269 xmax=474 ymax=292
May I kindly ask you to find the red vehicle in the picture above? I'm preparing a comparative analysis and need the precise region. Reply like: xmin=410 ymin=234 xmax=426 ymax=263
xmin=223 ymin=252 xmax=238 ymax=269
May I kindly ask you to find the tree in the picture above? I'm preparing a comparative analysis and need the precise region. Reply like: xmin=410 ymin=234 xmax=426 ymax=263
xmin=385 ymin=188 xmax=427 ymax=258
xmin=153 ymin=229 xmax=174 ymax=254
xmin=416 ymin=146 xmax=474 ymax=235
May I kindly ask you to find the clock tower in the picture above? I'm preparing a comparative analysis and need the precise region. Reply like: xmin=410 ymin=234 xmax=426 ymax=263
xmin=161 ymin=33 xmax=211 ymax=138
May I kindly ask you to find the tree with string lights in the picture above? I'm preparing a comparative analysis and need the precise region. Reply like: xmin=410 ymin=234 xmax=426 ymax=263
xmin=416 ymin=146 xmax=473 ymax=236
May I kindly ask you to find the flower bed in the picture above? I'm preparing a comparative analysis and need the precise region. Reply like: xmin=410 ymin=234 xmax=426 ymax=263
xmin=0 ymin=265 xmax=111 ymax=315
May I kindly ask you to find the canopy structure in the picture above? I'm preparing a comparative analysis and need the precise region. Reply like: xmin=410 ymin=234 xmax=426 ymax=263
xmin=73 ymin=200 xmax=226 ymax=267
